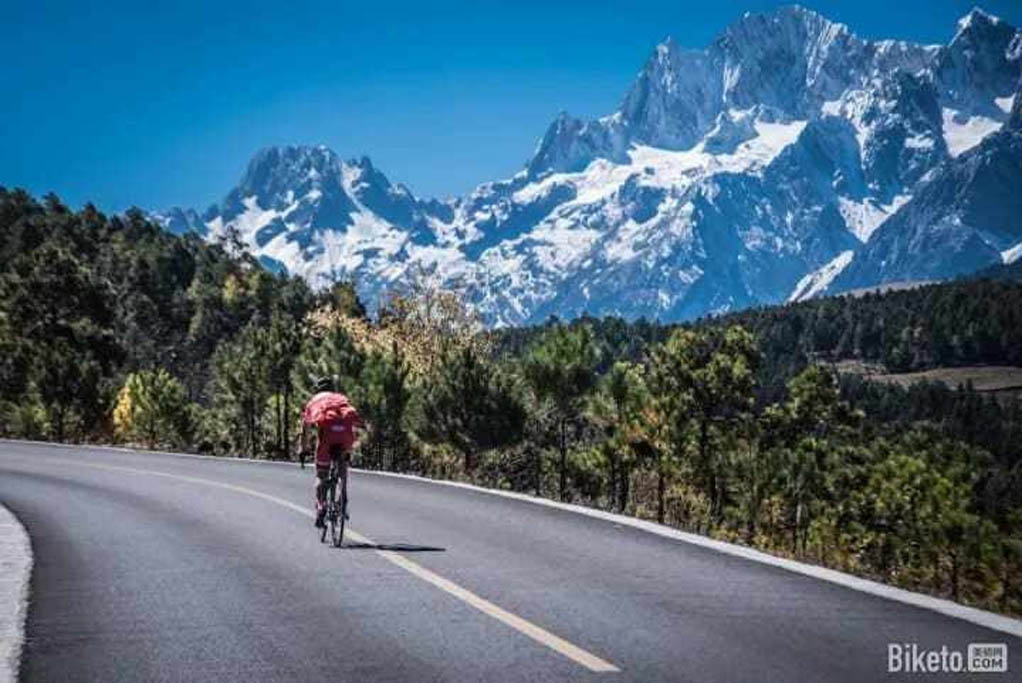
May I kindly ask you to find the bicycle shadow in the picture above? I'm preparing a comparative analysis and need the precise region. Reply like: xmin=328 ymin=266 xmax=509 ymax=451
xmin=337 ymin=542 xmax=446 ymax=552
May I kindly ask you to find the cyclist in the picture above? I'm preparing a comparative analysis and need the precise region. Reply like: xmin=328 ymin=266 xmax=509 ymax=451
xmin=297 ymin=376 xmax=362 ymax=529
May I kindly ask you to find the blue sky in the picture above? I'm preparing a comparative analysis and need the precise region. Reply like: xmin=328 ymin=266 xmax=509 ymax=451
xmin=2 ymin=1 xmax=1020 ymax=212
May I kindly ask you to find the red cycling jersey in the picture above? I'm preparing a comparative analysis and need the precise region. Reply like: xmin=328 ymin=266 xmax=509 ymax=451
xmin=301 ymin=391 xmax=361 ymax=466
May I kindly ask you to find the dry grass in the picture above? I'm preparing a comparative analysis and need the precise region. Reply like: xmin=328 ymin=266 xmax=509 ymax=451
xmin=836 ymin=360 xmax=1022 ymax=393
xmin=840 ymin=280 xmax=937 ymax=298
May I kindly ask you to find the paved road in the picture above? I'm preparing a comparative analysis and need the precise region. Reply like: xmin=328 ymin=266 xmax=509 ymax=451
xmin=1 ymin=442 xmax=1018 ymax=682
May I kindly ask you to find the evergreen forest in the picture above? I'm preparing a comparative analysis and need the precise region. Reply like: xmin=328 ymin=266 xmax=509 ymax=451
xmin=2 ymin=189 xmax=1021 ymax=616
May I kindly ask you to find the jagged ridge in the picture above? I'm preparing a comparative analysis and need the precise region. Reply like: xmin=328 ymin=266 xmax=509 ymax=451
xmin=154 ymin=5 xmax=1022 ymax=325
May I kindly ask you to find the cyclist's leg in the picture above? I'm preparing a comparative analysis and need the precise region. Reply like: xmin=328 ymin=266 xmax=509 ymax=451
xmin=314 ymin=464 xmax=329 ymax=527
xmin=328 ymin=446 xmax=344 ymax=501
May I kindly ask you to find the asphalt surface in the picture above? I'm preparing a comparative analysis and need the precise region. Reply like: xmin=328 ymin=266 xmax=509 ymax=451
xmin=1 ymin=442 xmax=1019 ymax=682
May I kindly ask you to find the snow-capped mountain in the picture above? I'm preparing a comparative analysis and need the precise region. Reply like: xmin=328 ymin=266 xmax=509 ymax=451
xmin=158 ymin=146 xmax=460 ymax=289
xmin=155 ymin=6 xmax=1022 ymax=325
xmin=833 ymin=78 xmax=1022 ymax=291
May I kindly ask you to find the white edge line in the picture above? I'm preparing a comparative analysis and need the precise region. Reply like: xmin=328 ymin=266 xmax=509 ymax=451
xmin=4 ymin=439 xmax=1021 ymax=638
xmin=0 ymin=504 xmax=32 ymax=683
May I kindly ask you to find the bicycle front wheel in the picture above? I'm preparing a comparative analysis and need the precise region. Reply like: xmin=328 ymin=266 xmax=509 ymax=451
xmin=332 ymin=490 xmax=346 ymax=548
xmin=331 ymin=507 xmax=343 ymax=548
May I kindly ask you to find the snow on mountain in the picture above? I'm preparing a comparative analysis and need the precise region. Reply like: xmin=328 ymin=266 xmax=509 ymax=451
xmin=1003 ymin=241 xmax=1022 ymax=264
xmin=836 ymin=195 xmax=911 ymax=243
xmin=154 ymin=6 xmax=1022 ymax=324
xmin=943 ymin=108 xmax=1004 ymax=156
xmin=789 ymin=250 xmax=855 ymax=301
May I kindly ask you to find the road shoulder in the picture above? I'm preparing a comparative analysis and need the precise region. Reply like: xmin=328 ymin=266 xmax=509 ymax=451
xmin=0 ymin=504 xmax=32 ymax=683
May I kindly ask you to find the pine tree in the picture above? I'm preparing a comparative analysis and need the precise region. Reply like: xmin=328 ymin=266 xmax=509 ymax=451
xmin=522 ymin=324 xmax=599 ymax=501
xmin=266 ymin=311 xmax=301 ymax=460
xmin=113 ymin=368 xmax=189 ymax=448
xmin=586 ymin=361 xmax=647 ymax=512
xmin=359 ymin=346 xmax=413 ymax=471
xmin=647 ymin=326 xmax=759 ymax=528
xmin=209 ymin=323 xmax=272 ymax=457
xmin=416 ymin=346 xmax=525 ymax=473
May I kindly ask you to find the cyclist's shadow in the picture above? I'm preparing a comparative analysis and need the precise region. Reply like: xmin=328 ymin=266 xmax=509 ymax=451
xmin=339 ymin=542 xmax=445 ymax=552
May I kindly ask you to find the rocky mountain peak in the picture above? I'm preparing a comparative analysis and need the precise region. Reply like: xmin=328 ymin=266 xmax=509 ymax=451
xmin=953 ymin=7 xmax=1006 ymax=43
xmin=155 ymin=6 xmax=1022 ymax=326
xmin=938 ymin=8 xmax=1020 ymax=113
xmin=236 ymin=145 xmax=341 ymax=207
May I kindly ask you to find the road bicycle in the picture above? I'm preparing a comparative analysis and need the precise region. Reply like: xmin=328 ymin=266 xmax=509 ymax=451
xmin=320 ymin=456 xmax=347 ymax=548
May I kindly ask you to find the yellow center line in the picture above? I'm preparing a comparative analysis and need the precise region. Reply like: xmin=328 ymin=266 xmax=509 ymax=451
xmin=50 ymin=458 xmax=620 ymax=673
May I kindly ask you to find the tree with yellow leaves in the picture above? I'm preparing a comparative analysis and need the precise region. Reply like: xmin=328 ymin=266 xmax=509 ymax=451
xmin=113 ymin=368 xmax=189 ymax=449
